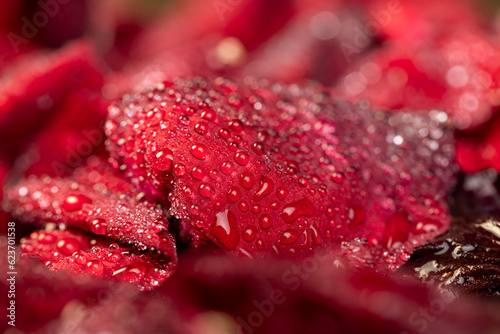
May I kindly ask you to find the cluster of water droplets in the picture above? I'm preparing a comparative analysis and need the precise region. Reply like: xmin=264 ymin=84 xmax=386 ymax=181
xmin=107 ymin=76 xmax=455 ymax=268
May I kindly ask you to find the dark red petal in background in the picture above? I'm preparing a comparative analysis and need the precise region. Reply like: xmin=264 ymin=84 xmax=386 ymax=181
xmin=455 ymin=112 xmax=500 ymax=173
xmin=0 ymin=40 xmax=103 ymax=163
xmin=159 ymin=256 xmax=500 ymax=334
xmin=18 ymin=91 xmax=108 ymax=178
xmin=338 ymin=31 xmax=500 ymax=130
xmin=0 ymin=256 xmax=110 ymax=333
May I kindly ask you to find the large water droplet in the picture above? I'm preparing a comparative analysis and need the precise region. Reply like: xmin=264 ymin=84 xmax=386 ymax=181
xmin=331 ymin=172 xmax=345 ymax=184
xmin=348 ymin=206 xmax=366 ymax=229
xmin=279 ymin=229 xmax=300 ymax=245
xmin=235 ymin=152 xmax=250 ymax=166
xmin=86 ymin=260 xmax=104 ymax=276
xmin=239 ymin=172 xmax=255 ymax=189
xmin=191 ymin=166 xmax=206 ymax=180
xmin=253 ymin=177 xmax=274 ymax=202
xmin=56 ymin=237 xmax=80 ymax=256
xmin=210 ymin=210 xmax=239 ymax=250
xmin=221 ymin=161 xmax=234 ymax=174
xmin=194 ymin=122 xmax=208 ymax=136
xmin=191 ymin=144 xmax=208 ymax=160
xmin=276 ymin=187 xmax=289 ymax=201
xmin=199 ymin=184 xmax=215 ymax=198
xmin=201 ymin=108 xmax=217 ymax=122
xmin=219 ymin=128 xmax=231 ymax=139
xmin=412 ymin=219 xmax=442 ymax=235
xmin=154 ymin=149 xmax=174 ymax=171
xmin=38 ymin=232 xmax=57 ymax=244
xmin=281 ymin=198 xmax=316 ymax=224
xmin=173 ymin=163 xmax=186 ymax=176
xmin=113 ymin=264 xmax=147 ymax=282
xmin=259 ymin=214 xmax=272 ymax=229
xmin=252 ymin=142 xmax=264 ymax=155
xmin=242 ymin=226 xmax=257 ymax=242
xmin=228 ymin=119 xmax=244 ymax=132
xmin=383 ymin=212 xmax=411 ymax=249
xmin=227 ymin=187 xmax=242 ymax=203
xmin=62 ymin=194 xmax=92 ymax=212
xmin=90 ymin=218 xmax=107 ymax=235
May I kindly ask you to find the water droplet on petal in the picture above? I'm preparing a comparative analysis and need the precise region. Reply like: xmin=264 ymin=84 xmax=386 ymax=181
xmin=242 ymin=226 xmax=257 ymax=242
xmin=199 ymin=184 xmax=215 ymax=198
xmin=90 ymin=218 xmax=107 ymax=235
xmin=259 ymin=214 xmax=272 ymax=229
xmin=56 ymin=237 xmax=80 ymax=255
xmin=383 ymin=212 xmax=411 ymax=249
xmin=191 ymin=144 xmax=208 ymax=160
xmin=227 ymin=187 xmax=242 ymax=203
xmin=86 ymin=260 xmax=104 ymax=276
xmin=221 ymin=161 xmax=234 ymax=174
xmin=279 ymin=229 xmax=300 ymax=245
xmin=62 ymin=194 xmax=92 ymax=212
xmin=235 ymin=152 xmax=250 ymax=166
xmin=191 ymin=166 xmax=206 ymax=180
xmin=239 ymin=172 xmax=255 ymax=189
xmin=412 ymin=219 xmax=442 ymax=235
xmin=253 ymin=177 xmax=274 ymax=202
xmin=210 ymin=210 xmax=239 ymax=250
xmin=281 ymin=198 xmax=316 ymax=224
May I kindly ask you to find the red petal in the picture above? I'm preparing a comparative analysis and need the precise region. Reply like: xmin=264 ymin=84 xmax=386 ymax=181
xmin=21 ymin=227 xmax=176 ymax=291
xmin=107 ymin=77 xmax=455 ymax=271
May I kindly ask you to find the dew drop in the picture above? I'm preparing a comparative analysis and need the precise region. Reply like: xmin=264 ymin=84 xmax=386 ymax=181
xmin=228 ymin=119 xmax=244 ymax=131
xmin=254 ymin=177 xmax=274 ymax=202
xmin=331 ymin=172 xmax=345 ymax=184
xmin=239 ymin=172 xmax=255 ymax=189
xmin=191 ymin=166 xmax=206 ymax=180
xmin=383 ymin=212 xmax=411 ymax=249
xmin=73 ymin=251 xmax=87 ymax=265
xmin=348 ymin=206 xmax=366 ymax=229
xmin=90 ymin=218 xmax=107 ymax=235
xmin=113 ymin=264 xmax=147 ymax=282
xmin=251 ymin=204 xmax=261 ymax=213
xmin=276 ymin=187 xmax=289 ymax=201
xmin=201 ymin=108 xmax=217 ymax=121
xmin=153 ymin=149 xmax=174 ymax=171
xmin=279 ymin=229 xmax=300 ymax=245
xmin=219 ymin=128 xmax=231 ymax=139
xmin=107 ymin=252 xmax=122 ymax=263
xmin=235 ymin=152 xmax=250 ymax=166
xmin=210 ymin=210 xmax=239 ymax=250
xmin=227 ymin=187 xmax=242 ymax=203
xmin=199 ymin=184 xmax=215 ymax=198
xmin=56 ymin=237 xmax=80 ymax=256
xmin=191 ymin=144 xmax=208 ymax=160
xmin=62 ymin=194 xmax=92 ymax=212
xmin=412 ymin=219 xmax=442 ymax=235
xmin=38 ymin=232 xmax=57 ymax=244
xmin=86 ymin=260 xmax=104 ymax=276
xmin=238 ymin=201 xmax=249 ymax=212
xmin=281 ymin=198 xmax=316 ymax=224
xmin=259 ymin=214 xmax=272 ymax=229
xmin=252 ymin=142 xmax=264 ymax=155
xmin=298 ymin=177 xmax=309 ymax=188
xmin=173 ymin=163 xmax=186 ymax=176
xmin=194 ymin=122 xmax=208 ymax=136
xmin=242 ymin=226 xmax=257 ymax=242
xmin=221 ymin=161 xmax=234 ymax=175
